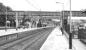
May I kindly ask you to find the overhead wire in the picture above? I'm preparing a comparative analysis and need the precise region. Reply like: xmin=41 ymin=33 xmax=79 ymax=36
xmin=24 ymin=0 xmax=40 ymax=11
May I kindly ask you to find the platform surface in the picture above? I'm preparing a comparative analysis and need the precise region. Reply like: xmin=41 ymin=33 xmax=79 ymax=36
xmin=40 ymin=27 xmax=69 ymax=50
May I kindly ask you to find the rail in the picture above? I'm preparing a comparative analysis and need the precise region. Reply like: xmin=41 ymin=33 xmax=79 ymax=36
xmin=0 ymin=26 xmax=55 ymax=46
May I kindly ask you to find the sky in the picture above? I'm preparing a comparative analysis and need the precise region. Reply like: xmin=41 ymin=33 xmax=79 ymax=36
xmin=0 ymin=0 xmax=86 ymax=11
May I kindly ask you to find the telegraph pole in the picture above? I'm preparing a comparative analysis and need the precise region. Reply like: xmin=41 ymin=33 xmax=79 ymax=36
xmin=5 ymin=7 xmax=7 ymax=31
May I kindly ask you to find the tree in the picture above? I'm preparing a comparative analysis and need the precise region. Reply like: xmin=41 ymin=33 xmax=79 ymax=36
xmin=0 ymin=3 xmax=6 ymax=12
xmin=81 ymin=9 xmax=86 ymax=14
xmin=0 ymin=3 xmax=12 ymax=12
xmin=0 ymin=3 xmax=13 ymax=26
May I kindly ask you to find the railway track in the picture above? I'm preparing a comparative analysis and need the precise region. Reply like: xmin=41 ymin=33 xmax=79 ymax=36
xmin=0 ymin=27 xmax=54 ymax=50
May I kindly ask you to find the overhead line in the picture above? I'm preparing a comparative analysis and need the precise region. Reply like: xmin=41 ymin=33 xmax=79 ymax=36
xmin=25 ymin=0 xmax=40 ymax=11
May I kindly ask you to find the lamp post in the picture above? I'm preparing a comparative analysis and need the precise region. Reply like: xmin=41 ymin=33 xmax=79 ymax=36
xmin=69 ymin=0 xmax=72 ymax=49
xmin=56 ymin=2 xmax=64 ymax=35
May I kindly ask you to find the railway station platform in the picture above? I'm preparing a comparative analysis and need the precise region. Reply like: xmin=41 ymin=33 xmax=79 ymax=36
xmin=40 ymin=27 xmax=69 ymax=50
xmin=64 ymin=30 xmax=86 ymax=50
xmin=40 ymin=27 xmax=86 ymax=50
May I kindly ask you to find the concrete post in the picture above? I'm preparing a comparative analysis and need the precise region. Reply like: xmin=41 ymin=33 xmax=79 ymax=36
xmin=16 ymin=12 xmax=18 ymax=30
